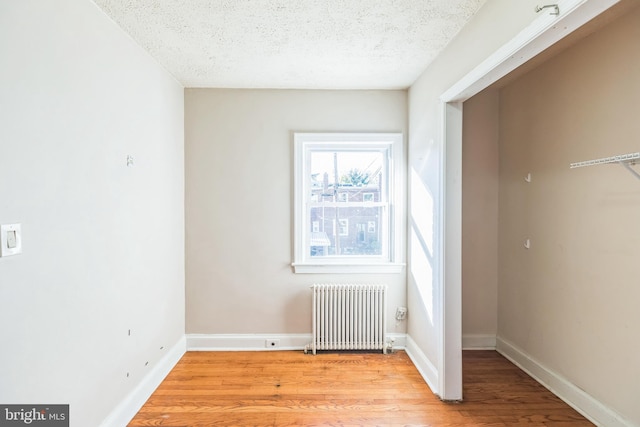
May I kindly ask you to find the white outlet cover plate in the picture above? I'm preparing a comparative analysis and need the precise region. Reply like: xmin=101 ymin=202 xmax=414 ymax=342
xmin=1 ymin=223 xmax=22 ymax=257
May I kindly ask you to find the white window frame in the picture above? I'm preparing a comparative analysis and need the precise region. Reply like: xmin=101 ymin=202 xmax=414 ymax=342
xmin=292 ymin=132 xmax=404 ymax=274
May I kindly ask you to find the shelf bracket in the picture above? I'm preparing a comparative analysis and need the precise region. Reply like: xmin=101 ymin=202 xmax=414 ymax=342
xmin=619 ymin=161 xmax=640 ymax=181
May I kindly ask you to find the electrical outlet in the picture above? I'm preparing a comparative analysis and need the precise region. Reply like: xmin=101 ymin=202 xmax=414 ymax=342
xmin=265 ymin=339 xmax=280 ymax=348
xmin=395 ymin=307 xmax=408 ymax=321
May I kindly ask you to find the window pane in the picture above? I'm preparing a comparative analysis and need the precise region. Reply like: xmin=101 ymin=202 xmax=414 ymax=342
xmin=309 ymin=205 xmax=383 ymax=257
xmin=308 ymin=150 xmax=385 ymax=258
xmin=310 ymin=151 xmax=383 ymax=196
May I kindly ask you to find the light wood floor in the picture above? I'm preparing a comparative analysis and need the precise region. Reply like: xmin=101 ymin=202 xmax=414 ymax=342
xmin=128 ymin=350 xmax=593 ymax=426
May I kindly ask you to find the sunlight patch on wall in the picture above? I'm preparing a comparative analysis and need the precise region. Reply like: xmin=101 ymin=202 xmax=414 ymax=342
xmin=410 ymin=168 xmax=434 ymax=256
xmin=410 ymin=228 xmax=434 ymax=325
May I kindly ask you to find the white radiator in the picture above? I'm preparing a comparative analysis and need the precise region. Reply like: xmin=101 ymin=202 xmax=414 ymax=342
xmin=309 ymin=284 xmax=388 ymax=355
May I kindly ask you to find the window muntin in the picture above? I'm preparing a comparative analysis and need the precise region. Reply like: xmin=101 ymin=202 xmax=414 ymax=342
xmin=294 ymin=133 xmax=402 ymax=272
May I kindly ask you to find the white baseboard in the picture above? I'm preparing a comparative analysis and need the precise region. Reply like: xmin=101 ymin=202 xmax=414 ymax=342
xmin=187 ymin=333 xmax=311 ymax=351
xmin=496 ymin=337 xmax=632 ymax=427
xmin=100 ymin=335 xmax=186 ymax=427
xmin=404 ymin=335 xmax=439 ymax=395
xmin=187 ymin=333 xmax=407 ymax=352
xmin=462 ymin=334 xmax=496 ymax=350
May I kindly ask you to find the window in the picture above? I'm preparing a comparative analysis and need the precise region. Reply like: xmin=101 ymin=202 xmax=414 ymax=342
xmin=293 ymin=133 xmax=403 ymax=274
xmin=357 ymin=223 xmax=366 ymax=243
xmin=338 ymin=219 xmax=349 ymax=236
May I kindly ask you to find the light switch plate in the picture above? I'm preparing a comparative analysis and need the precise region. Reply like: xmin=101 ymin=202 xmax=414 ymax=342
xmin=6 ymin=231 xmax=16 ymax=248
xmin=1 ymin=223 xmax=22 ymax=257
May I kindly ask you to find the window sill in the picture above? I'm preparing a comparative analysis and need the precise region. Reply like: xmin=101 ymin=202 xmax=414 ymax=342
xmin=291 ymin=263 xmax=405 ymax=274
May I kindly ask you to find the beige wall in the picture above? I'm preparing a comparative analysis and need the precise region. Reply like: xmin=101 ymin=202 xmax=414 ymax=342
xmin=0 ymin=1 xmax=185 ymax=426
xmin=462 ymin=90 xmax=499 ymax=342
xmin=185 ymin=89 xmax=407 ymax=336
xmin=498 ymin=6 xmax=640 ymax=424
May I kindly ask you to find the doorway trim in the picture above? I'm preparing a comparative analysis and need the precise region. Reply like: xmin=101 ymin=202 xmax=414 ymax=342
xmin=437 ymin=0 xmax=620 ymax=400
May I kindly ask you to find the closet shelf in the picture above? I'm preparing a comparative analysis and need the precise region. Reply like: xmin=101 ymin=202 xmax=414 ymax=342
xmin=570 ymin=152 xmax=640 ymax=181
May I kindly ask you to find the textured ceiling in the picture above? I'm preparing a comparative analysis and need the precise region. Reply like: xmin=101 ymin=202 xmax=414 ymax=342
xmin=93 ymin=0 xmax=487 ymax=89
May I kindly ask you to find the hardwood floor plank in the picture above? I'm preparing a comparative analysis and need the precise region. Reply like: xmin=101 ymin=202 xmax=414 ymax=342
xmin=128 ymin=350 xmax=593 ymax=426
